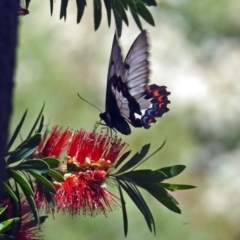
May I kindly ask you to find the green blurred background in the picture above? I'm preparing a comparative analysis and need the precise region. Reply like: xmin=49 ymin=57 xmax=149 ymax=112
xmin=14 ymin=0 xmax=240 ymax=239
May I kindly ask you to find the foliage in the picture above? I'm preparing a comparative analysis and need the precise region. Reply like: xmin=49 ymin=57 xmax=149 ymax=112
xmin=26 ymin=0 xmax=157 ymax=36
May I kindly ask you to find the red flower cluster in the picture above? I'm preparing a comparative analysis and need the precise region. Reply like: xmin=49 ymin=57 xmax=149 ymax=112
xmin=4 ymin=199 xmax=43 ymax=240
xmin=35 ymin=126 xmax=127 ymax=216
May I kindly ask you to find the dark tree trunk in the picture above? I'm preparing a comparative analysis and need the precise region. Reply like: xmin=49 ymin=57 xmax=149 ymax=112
xmin=0 ymin=0 xmax=19 ymax=201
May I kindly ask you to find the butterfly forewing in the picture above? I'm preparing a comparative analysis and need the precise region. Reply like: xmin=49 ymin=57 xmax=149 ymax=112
xmin=122 ymin=31 xmax=149 ymax=104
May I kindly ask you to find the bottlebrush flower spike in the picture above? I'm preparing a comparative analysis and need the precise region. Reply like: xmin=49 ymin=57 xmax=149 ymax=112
xmin=66 ymin=130 xmax=127 ymax=171
xmin=36 ymin=125 xmax=72 ymax=158
xmin=53 ymin=130 xmax=127 ymax=216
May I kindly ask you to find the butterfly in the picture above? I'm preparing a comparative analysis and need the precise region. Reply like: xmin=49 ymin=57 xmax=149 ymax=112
xmin=99 ymin=30 xmax=170 ymax=135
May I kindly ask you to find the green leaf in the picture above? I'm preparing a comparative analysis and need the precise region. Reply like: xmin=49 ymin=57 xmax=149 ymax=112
xmin=50 ymin=0 xmax=54 ymax=15
xmin=94 ymin=0 xmax=102 ymax=30
xmin=117 ymin=144 xmax=150 ymax=173
xmin=47 ymin=169 xmax=65 ymax=182
xmin=158 ymin=165 xmax=186 ymax=179
xmin=60 ymin=0 xmax=69 ymax=20
xmin=103 ymin=0 xmax=112 ymax=26
xmin=119 ymin=181 xmax=155 ymax=233
xmin=136 ymin=1 xmax=155 ymax=26
xmin=0 ymin=218 xmax=19 ymax=233
xmin=41 ymin=157 xmax=60 ymax=168
xmin=3 ymin=182 xmax=18 ymax=201
xmin=140 ymin=0 xmax=157 ymax=6
xmin=76 ymin=0 xmax=87 ymax=23
xmin=28 ymin=171 xmax=56 ymax=194
xmin=119 ymin=169 xmax=166 ymax=183
xmin=26 ymin=0 xmax=31 ymax=8
xmin=126 ymin=0 xmax=137 ymax=13
xmin=0 ymin=206 xmax=7 ymax=216
xmin=115 ymin=150 xmax=131 ymax=169
xmin=8 ymin=170 xmax=33 ymax=196
xmin=116 ymin=181 xmax=128 ymax=236
xmin=120 ymin=0 xmax=128 ymax=10
xmin=113 ymin=11 xmax=122 ymax=37
xmin=160 ymin=183 xmax=196 ymax=191
xmin=13 ymin=159 xmax=49 ymax=174
xmin=7 ymin=134 xmax=41 ymax=164
xmin=21 ymin=187 xmax=40 ymax=226
xmin=119 ymin=3 xmax=129 ymax=26
xmin=37 ymin=115 xmax=44 ymax=134
xmin=6 ymin=109 xmax=27 ymax=152
xmin=139 ymin=183 xmax=181 ymax=213
xmin=134 ymin=140 xmax=166 ymax=169
xmin=27 ymin=103 xmax=45 ymax=140
xmin=130 ymin=10 xmax=143 ymax=31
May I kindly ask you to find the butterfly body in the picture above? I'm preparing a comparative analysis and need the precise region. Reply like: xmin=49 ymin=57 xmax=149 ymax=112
xmin=100 ymin=31 xmax=170 ymax=135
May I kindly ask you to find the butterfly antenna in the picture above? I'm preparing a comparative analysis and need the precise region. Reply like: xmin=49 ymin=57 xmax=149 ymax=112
xmin=77 ymin=93 xmax=102 ymax=113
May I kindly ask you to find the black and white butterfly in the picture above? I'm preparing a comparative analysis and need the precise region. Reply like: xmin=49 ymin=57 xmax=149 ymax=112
xmin=99 ymin=30 xmax=170 ymax=135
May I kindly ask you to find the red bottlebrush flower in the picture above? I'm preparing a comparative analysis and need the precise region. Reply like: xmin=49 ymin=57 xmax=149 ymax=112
xmin=4 ymin=199 xmax=44 ymax=240
xmin=52 ymin=131 xmax=127 ymax=216
xmin=36 ymin=125 xmax=72 ymax=158
xmin=19 ymin=7 xmax=29 ymax=16
xmin=34 ymin=182 xmax=54 ymax=214
xmin=67 ymin=130 xmax=127 ymax=171
xmin=54 ymin=170 xmax=119 ymax=216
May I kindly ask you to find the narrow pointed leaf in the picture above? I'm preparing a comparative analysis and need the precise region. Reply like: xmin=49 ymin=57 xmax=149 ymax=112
xmin=37 ymin=115 xmax=44 ymax=133
xmin=141 ymin=0 xmax=157 ymax=6
xmin=113 ymin=0 xmax=122 ymax=17
xmin=130 ymin=10 xmax=143 ymax=31
xmin=134 ymin=140 xmax=166 ymax=170
xmin=47 ymin=169 xmax=64 ymax=182
xmin=41 ymin=157 xmax=60 ymax=168
xmin=0 ymin=218 xmax=19 ymax=233
xmin=117 ymin=144 xmax=150 ymax=173
xmin=60 ymin=0 xmax=69 ymax=20
xmin=114 ymin=11 xmax=122 ymax=37
xmin=129 ymin=182 xmax=155 ymax=234
xmin=103 ymin=0 xmax=112 ymax=26
xmin=160 ymin=183 xmax=196 ymax=191
xmin=120 ymin=0 xmax=128 ymax=10
xmin=21 ymin=187 xmax=40 ymax=225
xmin=126 ymin=0 xmax=137 ymax=13
xmin=50 ymin=0 xmax=54 ymax=15
xmin=76 ymin=0 xmax=86 ymax=23
xmin=0 ymin=206 xmax=7 ymax=215
xmin=136 ymin=1 xmax=155 ymax=26
xmin=94 ymin=0 xmax=102 ymax=30
xmin=7 ymin=134 xmax=41 ymax=164
xmin=119 ymin=169 xmax=166 ymax=183
xmin=116 ymin=181 xmax=128 ymax=236
xmin=26 ymin=0 xmax=31 ymax=8
xmin=27 ymin=103 xmax=45 ymax=140
xmin=119 ymin=3 xmax=129 ymax=26
xmin=115 ymin=150 xmax=131 ymax=169
xmin=28 ymin=171 xmax=56 ymax=193
xmin=13 ymin=159 xmax=49 ymax=174
xmin=8 ymin=170 xmax=33 ymax=196
xmin=119 ymin=181 xmax=154 ymax=233
xmin=158 ymin=165 xmax=186 ymax=179
xmin=6 ymin=110 xmax=27 ymax=152
xmin=139 ymin=183 xmax=181 ymax=213
xmin=3 ymin=182 xmax=18 ymax=201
